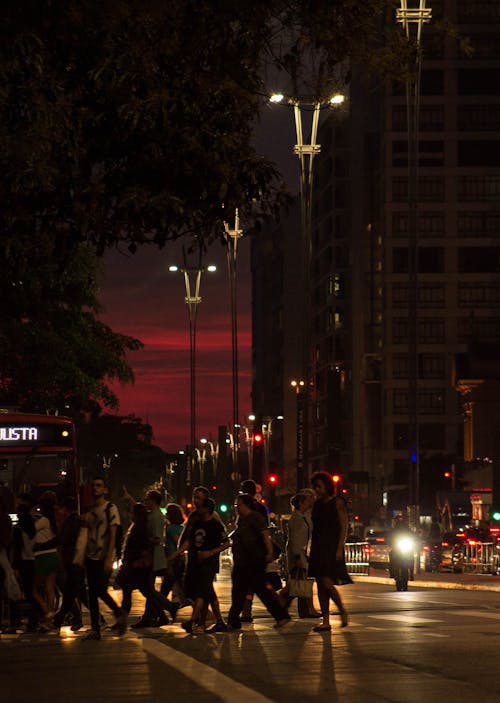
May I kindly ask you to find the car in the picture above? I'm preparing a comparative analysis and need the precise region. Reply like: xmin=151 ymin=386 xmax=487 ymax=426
xmin=364 ymin=528 xmax=392 ymax=568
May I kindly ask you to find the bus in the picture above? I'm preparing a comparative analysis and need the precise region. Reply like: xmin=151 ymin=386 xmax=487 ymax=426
xmin=0 ymin=412 xmax=79 ymax=513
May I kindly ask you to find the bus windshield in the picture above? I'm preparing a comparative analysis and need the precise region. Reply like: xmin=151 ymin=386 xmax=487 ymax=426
xmin=0 ymin=413 xmax=78 ymax=511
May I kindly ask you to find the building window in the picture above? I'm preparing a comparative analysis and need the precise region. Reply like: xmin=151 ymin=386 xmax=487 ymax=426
xmin=458 ymin=141 xmax=500 ymax=167
xmin=393 ymin=354 xmax=408 ymax=378
xmin=458 ymin=176 xmax=500 ymax=201
xmin=419 ymin=319 xmax=445 ymax=343
xmin=419 ymin=177 xmax=445 ymax=201
xmin=458 ymin=69 xmax=500 ymax=96
xmin=458 ymin=105 xmax=500 ymax=131
xmin=458 ymin=247 xmax=500 ymax=273
xmin=393 ymin=389 xmax=408 ymax=412
xmin=392 ymin=140 xmax=444 ymax=167
xmin=393 ymin=248 xmax=408 ymax=273
xmin=419 ymin=248 xmax=444 ymax=273
xmin=393 ymin=285 xmax=445 ymax=308
xmin=458 ymin=317 xmax=500 ymax=342
xmin=419 ymin=353 xmax=445 ymax=379
xmin=458 ymin=2 xmax=500 ymax=23
xmin=419 ymin=390 xmax=446 ymax=414
xmin=392 ymin=389 xmax=445 ymax=414
xmin=458 ymin=284 xmax=500 ymax=307
xmin=392 ymin=212 xmax=444 ymax=238
xmin=393 ymin=318 xmax=409 ymax=344
xmin=458 ymin=212 xmax=500 ymax=237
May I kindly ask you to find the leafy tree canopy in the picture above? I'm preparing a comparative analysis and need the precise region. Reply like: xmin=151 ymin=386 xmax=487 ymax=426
xmin=0 ymin=0 xmax=410 ymax=253
xmin=0 ymin=235 xmax=141 ymax=413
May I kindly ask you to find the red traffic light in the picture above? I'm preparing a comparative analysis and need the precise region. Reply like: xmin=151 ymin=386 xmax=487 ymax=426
xmin=332 ymin=474 xmax=341 ymax=484
xmin=267 ymin=473 xmax=278 ymax=485
xmin=253 ymin=433 xmax=263 ymax=444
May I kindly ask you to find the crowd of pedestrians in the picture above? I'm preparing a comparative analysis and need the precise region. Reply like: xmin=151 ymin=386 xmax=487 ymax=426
xmin=0 ymin=471 xmax=352 ymax=637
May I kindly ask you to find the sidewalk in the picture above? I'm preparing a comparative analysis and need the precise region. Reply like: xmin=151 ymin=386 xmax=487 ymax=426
xmin=354 ymin=566 xmax=500 ymax=592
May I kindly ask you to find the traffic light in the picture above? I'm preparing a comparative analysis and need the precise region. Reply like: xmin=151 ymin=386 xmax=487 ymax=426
xmin=219 ymin=503 xmax=229 ymax=515
xmin=332 ymin=474 xmax=341 ymax=496
xmin=267 ymin=473 xmax=278 ymax=486
xmin=492 ymin=510 xmax=500 ymax=522
xmin=253 ymin=433 xmax=263 ymax=445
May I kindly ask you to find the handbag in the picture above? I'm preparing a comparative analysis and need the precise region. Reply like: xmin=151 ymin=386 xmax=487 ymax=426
xmin=288 ymin=567 xmax=314 ymax=599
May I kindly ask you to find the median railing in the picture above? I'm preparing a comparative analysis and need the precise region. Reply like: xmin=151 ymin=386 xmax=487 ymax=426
xmin=453 ymin=541 xmax=499 ymax=575
xmin=344 ymin=542 xmax=370 ymax=575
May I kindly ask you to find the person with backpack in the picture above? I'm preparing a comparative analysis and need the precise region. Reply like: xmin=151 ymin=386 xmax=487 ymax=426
xmin=83 ymin=476 xmax=126 ymax=640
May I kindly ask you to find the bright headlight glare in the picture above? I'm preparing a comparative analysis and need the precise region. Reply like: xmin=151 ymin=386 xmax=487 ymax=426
xmin=396 ymin=537 xmax=414 ymax=554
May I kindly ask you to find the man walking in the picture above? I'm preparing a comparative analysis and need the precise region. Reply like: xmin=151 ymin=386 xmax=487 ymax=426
xmin=83 ymin=476 xmax=125 ymax=640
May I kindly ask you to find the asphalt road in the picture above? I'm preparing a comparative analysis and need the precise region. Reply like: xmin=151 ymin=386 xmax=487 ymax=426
xmin=1 ymin=569 xmax=499 ymax=703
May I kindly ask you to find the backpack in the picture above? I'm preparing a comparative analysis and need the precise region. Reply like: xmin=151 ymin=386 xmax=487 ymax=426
xmin=105 ymin=502 xmax=124 ymax=559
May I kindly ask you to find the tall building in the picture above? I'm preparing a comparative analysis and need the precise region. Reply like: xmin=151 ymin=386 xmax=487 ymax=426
xmin=252 ymin=0 xmax=500 ymax=523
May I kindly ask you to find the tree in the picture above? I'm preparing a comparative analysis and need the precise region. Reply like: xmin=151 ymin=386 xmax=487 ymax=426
xmin=0 ymin=235 xmax=141 ymax=413
xmin=0 ymin=1 xmax=411 ymax=254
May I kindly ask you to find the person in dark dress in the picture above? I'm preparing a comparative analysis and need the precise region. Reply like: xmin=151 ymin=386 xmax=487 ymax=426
xmin=308 ymin=472 xmax=352 ymax=632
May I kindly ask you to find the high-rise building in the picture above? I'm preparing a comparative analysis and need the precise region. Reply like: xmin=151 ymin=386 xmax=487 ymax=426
xmin=252 ymin=0 xmax=500 ymax=523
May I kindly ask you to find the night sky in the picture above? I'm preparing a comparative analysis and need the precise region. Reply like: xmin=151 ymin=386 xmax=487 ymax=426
xmin=99 ymin=105 xmax=300 ymax=452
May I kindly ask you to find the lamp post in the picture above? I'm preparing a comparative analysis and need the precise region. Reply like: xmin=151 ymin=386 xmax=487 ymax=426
xmin=224 ymin=209 xmax=244 ymax=476
xmin=270 ymin=92 xmax=346 ymax=490
xmin=169 ymin=248 xmax=216 ymax=488
xmin=290 ymin=379 xmax=306 ymax=489
xmin=396 ymin=0 xmax=432 ymax=527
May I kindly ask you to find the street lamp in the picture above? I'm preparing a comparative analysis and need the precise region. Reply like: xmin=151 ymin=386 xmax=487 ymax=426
xmin=396 ymin=0 xmax=432 ymax=527
xmin=270 ymin=92 xmax=346 ymax=490
xmin=224 ymin=208 xmax=244 ymax=476
xmin=169 ymin=247 xmax=216 ymax=488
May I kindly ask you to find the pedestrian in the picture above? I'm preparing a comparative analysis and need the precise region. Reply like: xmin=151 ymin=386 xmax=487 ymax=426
xmin=308 ymin=472 xmax=352 ymax=632
xmin=10 ymin=494 xmax=39 ymax=632
xmin=161 ymin=503 xmax=187 ymax=609
xmin=182 ymin=497 xmax=230 ymax=634
xmin=117 ymin=502 xmax=174 ymax=634
xmin=83 ymin=475 xmax=126 ymax=640
xmin=32 ymin=491 xmax=59 ymax=628
xmin=227 ymin=493 xmax=290 ymax=630
xmin=178 ymin=486 xmax=226 ymax=629
xmin=122 ymin=487 xmax=176 ymax=628
xmin=53 ymin=496 xmax=88 ymax=633
xmin=278 ymin=491 xmax=321 ymax=618
xmin=239 ymin=479 xmax=268 ymax=622
xmin=0 ymin=496 xmax=22 ymax=632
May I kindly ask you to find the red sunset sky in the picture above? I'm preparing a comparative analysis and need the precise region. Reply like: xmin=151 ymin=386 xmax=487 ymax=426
xmin=98 ymin=106 xmax=299 ymax=452
xmin=99 ymin=239 xmax=253 ymax=452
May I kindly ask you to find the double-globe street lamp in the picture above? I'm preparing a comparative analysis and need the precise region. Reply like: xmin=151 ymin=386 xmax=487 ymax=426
xmin=270 ymin=92 xmax=346 ymax=490
xmin=169 ymin=249 xmax=216 ymax=489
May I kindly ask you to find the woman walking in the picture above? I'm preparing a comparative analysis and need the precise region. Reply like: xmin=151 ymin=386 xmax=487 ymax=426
xmin=279 ymin=491 xmax=320 ymax=618
xmin=32 ymin=491 xmax=60 ymax=627
xmin=308 ymin=472 xmax=352 ymax=632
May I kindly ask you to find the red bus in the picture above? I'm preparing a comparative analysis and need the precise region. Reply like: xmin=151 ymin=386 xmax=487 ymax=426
xmin=0 ymin=413 xmax=79 ymax=512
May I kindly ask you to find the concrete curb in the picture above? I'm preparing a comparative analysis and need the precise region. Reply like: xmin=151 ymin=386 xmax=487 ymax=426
xmin=352 ymin=575 xmax=500 ymax=592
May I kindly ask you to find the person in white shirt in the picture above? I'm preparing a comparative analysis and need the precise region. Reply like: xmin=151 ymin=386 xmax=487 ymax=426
xmin=83 ymin=476 xmax=125 ymax=640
